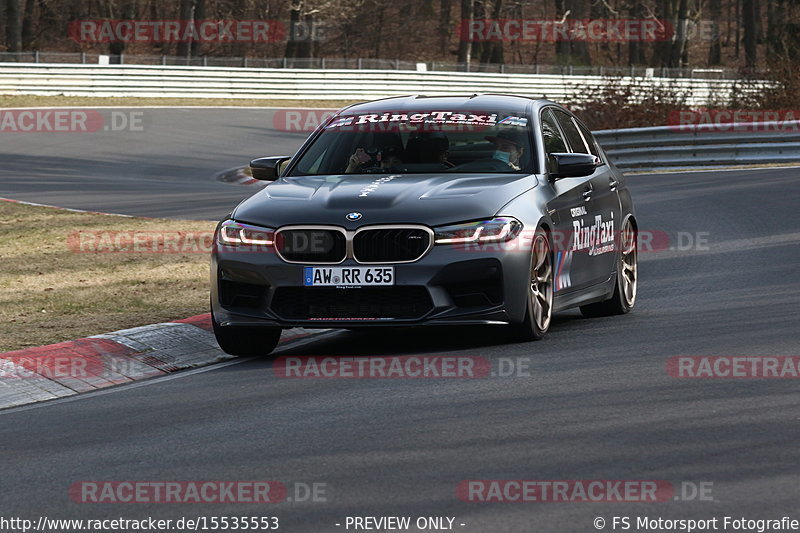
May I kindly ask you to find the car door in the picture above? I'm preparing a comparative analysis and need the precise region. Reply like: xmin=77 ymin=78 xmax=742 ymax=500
xmin=540 ymin=108 xmax=593 ymax=293
xmin=552 ymin=108 xmax=622 ymax=287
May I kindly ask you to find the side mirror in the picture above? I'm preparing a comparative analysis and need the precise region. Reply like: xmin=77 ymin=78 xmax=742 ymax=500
xmin=249 ymin=156 xmax=291 ymax=181
xmin=548 ymin=153 xmax=600 ymax=179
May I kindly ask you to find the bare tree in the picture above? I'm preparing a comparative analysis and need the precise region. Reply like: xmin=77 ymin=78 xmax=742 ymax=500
xmin=189 ymin=0 xmax=207 ymax=57
xmin=176 ymin=0 xmax=195 ymax=57
xmin=742 ymin=0 xmax=757 ymax=70
xmin=20 ymin=0 xmax=35 ymax=49
xmin=457 ymin=0 xmax=473 ymax=66
xmin=6 ymin=0 xmax=22 ymax=53
xmin=707 ymin=0 xmax=722 ymax=65
xmin=438 ymin=0 xmax=452 ymax=57
xmin=554 ymin=0 xmax=591 ymax=65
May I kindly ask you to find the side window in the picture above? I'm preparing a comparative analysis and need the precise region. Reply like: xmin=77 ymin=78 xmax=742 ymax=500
xmin=574 ymin=119 xmax=603 ymax=159
xmin=540 ymin=109 xmax=568 ymax=154
xmin=553 ymin=110 xmax=590 ymax=154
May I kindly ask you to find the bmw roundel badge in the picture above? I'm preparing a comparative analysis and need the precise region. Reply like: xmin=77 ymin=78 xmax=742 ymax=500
xmin=346 ymin=212 xmax=363 ymax=221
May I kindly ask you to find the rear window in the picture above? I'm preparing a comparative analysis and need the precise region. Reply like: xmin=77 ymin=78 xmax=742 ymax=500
xmin=289 ymin=110 xmax=536 ymax=175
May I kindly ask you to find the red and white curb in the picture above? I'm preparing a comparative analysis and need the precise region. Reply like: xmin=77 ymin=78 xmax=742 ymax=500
xmin=0 ymin=315 xmax=323 ymax=410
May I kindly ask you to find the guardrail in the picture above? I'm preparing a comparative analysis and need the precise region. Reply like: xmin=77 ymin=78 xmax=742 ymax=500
xmin=595 ymin=122 xmax=800 ymax=170
xmin=0 ymin=63 xmax=757 ymax=106
xmin=0 ymin=52 xmax=747 ymax=79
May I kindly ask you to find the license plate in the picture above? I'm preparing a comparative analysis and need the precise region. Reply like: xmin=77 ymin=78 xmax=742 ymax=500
xmin=303 ymin=266 xmax=394 ymax=287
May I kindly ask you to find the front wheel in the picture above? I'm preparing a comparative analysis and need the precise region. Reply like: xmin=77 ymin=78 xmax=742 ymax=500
xmin=212 ymin=311 xmax=282 ymax=356
xmin=510 ymin=228 xmax=554 ymax=341
xmin=580 ymin=217 xmax=638 ymax=317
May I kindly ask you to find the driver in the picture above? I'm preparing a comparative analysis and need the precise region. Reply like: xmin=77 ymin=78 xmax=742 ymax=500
xmin=407 ymin=131 xmax=454 ymax=168
xmin=345 ymin=145 xmax=404 ymax=173
xmin=485 ymin=130 xmax=526 ymax=170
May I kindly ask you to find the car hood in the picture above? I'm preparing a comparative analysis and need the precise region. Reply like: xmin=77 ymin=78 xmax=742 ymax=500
xmin=232 ymin=173 xmax=538 ymax=228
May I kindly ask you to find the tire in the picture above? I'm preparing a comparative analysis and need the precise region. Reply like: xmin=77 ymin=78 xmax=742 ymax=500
xmin=580 ymin=217 xmax=638 ymax=317
xmin=212 ymin=311 xmax=282 ymax=356
xmin=510 ymin=228 xmax=554 ymax=341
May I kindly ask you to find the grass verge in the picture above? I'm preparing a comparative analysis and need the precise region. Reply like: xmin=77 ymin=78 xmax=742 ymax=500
xmin=0 ymin=95 xmax=357 ymax=108
xmin=0 ymin=201 xmax=216 ymax=352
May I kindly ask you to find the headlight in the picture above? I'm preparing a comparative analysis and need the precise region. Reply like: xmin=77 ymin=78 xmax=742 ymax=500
xmin=217 ymin=220 xmax=275 ymax=247
xmin=434 ymin=217 xmax=523 ymax=245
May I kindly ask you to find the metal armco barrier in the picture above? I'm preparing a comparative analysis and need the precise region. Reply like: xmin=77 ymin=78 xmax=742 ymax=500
xmin=0 ymin=63 xmax=757 ymax=106
xmin=594 ymin=122 xmax=800 ymax=170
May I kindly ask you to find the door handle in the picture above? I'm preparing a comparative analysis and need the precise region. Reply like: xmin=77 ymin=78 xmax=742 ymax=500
xmin=609 ymin=177 xmax=619 ymax=190
xmin=582 ymin=185 xmax=593 ymax=201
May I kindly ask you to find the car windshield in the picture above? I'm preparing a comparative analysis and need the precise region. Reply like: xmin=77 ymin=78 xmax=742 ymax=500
xmin=288 ymin=109 xmax=535 ymax=175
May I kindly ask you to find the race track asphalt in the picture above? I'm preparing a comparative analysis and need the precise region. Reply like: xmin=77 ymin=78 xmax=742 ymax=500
xmin=0 ymin=108 xmax=308 ymax=219
xmin=1 ymin=109 xmax=799 ymax=532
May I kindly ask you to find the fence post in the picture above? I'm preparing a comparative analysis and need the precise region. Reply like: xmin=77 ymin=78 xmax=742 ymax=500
xmin=34 ymin=50 xmax=40 ymax=63
xmin=81 ymin=52 xmax=86 ymax=64
xmin=120 ymin=53 xmax=125 ymax=65
xmin=358 ymin=58 xmax=363 ymax=69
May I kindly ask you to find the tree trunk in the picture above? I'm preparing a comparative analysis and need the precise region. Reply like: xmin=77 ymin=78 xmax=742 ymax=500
xmin=707 ymin=0 xmax=722 ymax=65
xmin=628 ymin=2 xmax=646 ymax=66
xmin=668 ymin=0 xmax=689 ymax=68
xmin=743 ymin=0 xmax=757 ymax=71
xmin=480 ymin=0 xmax=504 ymax=65
xmin=735 ymin=0 xmax=741 ymax=58
xmin=6 ymin=0 xmax=22 ymax=53
xmin=285 ymin=2 xmax=301 ymax=59
xmin=20 ymin=0 xmax=34 ymax=50
xmin=555 ymin=0 xmax=592 ymax=66
xmin=456 ymin=0 xmax=473 ymax=67
xmin=176 ymin=0 xmax=195 ymax=58
xmin=439 ymin=0 xmax=452 ymax=57
xmin=190 ymin=0 xmax=206 ymax=57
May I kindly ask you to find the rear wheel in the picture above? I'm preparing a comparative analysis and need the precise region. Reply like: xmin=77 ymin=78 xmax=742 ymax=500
xmin=580 ymin=217 xmax=638 ymax=317
xmin=510 ymin=228 xmax=553 ymax=341
xmin=212 ymin=311 xmax=282 ymax=356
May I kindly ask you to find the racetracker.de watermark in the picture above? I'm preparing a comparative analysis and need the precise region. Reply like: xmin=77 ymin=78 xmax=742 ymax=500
xmin=68 ymin=19 xmax=287 ymax=43
xmin=457 ymin=480 xmax=713 ymax=503
xmin=448 ymin=228 xmax=709 ymax=255
xmin=68 ymin=481 xmax=302 ymax=504
xmin=66 ymin=229 xmax=711 ymax=255
xmin=0 ymin=109 xmax=146 ymax=133
xmin=272 ymin=109 xmax=337 ymax=133
xmin=69 ymin=481 xmax=326 ymax=504
xmin=667 ymin=356 xmax=800 ymax=378
xmin=273 ymin=356 xmax=537 ymax=378
xmin=68 ymin=230 xmax=217 ymax=254
xmin=459 ymin=18 xmax=674 ymax=42
xmin=668 ymin=109 xmax=800 ymax=132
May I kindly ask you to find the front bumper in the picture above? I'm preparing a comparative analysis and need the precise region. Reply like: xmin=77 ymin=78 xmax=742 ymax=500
xmin=211 ymin=243 xmax=532 ymax=329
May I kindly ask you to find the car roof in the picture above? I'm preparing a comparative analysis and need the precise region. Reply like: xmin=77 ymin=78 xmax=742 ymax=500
xmin=339 ymin=95 xmax=559 ymax=116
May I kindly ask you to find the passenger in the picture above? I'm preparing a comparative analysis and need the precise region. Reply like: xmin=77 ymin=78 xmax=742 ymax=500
xmin=485 ymin=130 xmax=526 ymax=170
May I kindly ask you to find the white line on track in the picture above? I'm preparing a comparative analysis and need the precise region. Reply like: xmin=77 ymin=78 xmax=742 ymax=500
xmin=628 ymin=165 xmax=800 ymax=175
